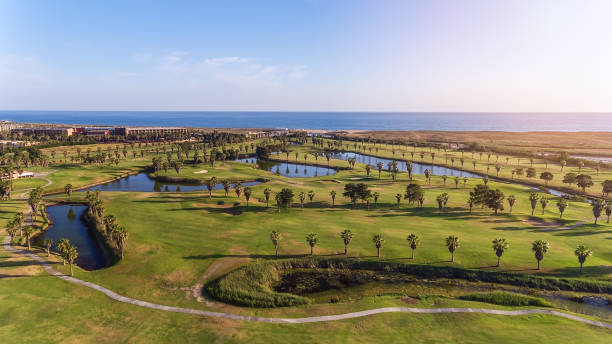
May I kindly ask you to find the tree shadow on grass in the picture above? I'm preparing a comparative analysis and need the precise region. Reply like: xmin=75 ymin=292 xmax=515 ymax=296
xmin=0 ymin=260 xmax=43 ymax=268
xmin=183 ymin=252 xmax=346 ymax=261
xmin=547 ymin=265 xmax=612 ymax=278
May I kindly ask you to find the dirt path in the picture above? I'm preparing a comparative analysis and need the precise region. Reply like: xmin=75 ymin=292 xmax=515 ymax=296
xmin=2 ymin=236 xmax=610 ymax=328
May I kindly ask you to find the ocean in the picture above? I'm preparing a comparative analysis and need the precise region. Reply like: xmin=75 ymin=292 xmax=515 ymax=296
xmin=1 ymin=111 xmax=611 ymax=132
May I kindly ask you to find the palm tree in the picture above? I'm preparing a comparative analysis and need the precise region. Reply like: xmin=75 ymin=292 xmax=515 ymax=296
xmin=23 ymin=226 xmax=34 ymax=250
xmin=64 ymin=244 xmax=78 ymax=276
xmin=270 ymin=230 xmax=281 ymax=257
xmin=244 ymin=187 xmax=252 ymax=207
xmin=406 ymin=234 xmax=420 ymax=259
xmin=57 ymin=238 xmax=70 ymax=265
xmin=539 ymin=197 xmax=549 ymax=215
xmin=234 ymin=182 xmax=243 ymax=199
xmin=424 ymin=169 xmax=431 ymax=184
xmin=64 ymin=184 xmax=73 ymax=200
xmin=263 ymin=188 xmax=272 ymax=208
xmin=591 ymin=199 xmax=606 ymax=224
xmin=557 ymin=198 xmax=568 ymax=218
xmin=205 ymin=176 xmax=217 ymax=198
xmin=531 ymin=240 xmax=550 ymax=270
xmin=606 ymin=203 xmax=612 ymax=223
xmin=454 ymin=176 xmax=460 ymax=188
xmin=376 ymin=162 xmax=383 ymax=179
xmin=307 ymin=190 xmax=315 ymax=203
xmin=330 ymin=190 xmax=336 ymax=207
xmin=395 ymin=193 xmax=401 ymax=208
xmin=507 ymin=195 xmax=516 ymax=212
xmin=222 ymin=180 xmax=231 ymax=197
xmin=372 ymin=234 xmax=384 ymax=258
xmin=298 ymin=192 xmax=306 ymax=208
xmin=491 ymin=238 xmax=509 ymax=267
xmin=43 ymin=239 xmax=53 ymax=257
xmin=445 ymin=235 xmax=460 ymax=262
xmin=574 ymin=245 xmax=592 ymax=273
xmin=529 ymin=193 xmax=539 ymax=216
xmin=373 ymin=192 xmax=380 ymax=207
xmin=340 ymin=229 xmax=353 ymax=255
xmin=306 ymin=232 xmax=318 ymax=255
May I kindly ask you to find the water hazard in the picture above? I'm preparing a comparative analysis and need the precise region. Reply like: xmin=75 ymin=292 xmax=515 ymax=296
xmin=44 ymin=204 xmax=108 ymax=270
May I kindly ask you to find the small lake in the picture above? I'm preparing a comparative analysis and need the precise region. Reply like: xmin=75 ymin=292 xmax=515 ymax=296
xmin=88 ymin=173 xmax=261 ymax=192
xmin=236 ymin=157 xmax=337 ymax=177
xmin=331 ymin=152 xmax=481 ymax=178
xmin=572 ymin=155 xmax=612 ymax=163
xmin=44 ymin=204 xmax=108 ymax=270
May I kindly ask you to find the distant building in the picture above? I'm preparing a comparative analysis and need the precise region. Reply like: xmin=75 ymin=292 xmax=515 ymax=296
xmin=0 ymin=121 xmax=18 ymax=131
xmin=114 ymin=127 xmax=188 ymax=136
xmin=11 ymin=127 xmax=75 ymax=136
xmin=83 ymin=128 xmax=112 ymax=136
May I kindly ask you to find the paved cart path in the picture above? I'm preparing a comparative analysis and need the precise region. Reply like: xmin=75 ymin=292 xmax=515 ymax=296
xmin=3 ymin=236 xmax=611 ymax=328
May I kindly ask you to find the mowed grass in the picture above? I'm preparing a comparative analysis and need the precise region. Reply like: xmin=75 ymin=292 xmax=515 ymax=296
xmin=33 ymin=163 xmax=610 ymax=315
xmin=2 ymin=140 xmax=612 ymax=342
xmin=0 ymin=271 xmax=610 ymax=343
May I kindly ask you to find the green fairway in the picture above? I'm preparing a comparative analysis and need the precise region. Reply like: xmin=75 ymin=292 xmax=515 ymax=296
xmin=2 ymin=139 xmax=611 ymax=342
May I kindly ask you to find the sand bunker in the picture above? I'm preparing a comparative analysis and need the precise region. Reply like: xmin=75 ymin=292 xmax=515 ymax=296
xmin=193 ymin=170 xmax=209 ymax=174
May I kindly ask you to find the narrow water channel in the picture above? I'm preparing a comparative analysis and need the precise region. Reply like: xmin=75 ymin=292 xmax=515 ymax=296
xmin=331 ymin=151 xmax=481 ymax=178
xmin=88 ymin=173 xmax=261 ymax=192
xmin=44 ymin=204 xmax=108 ymax=270
xmin=236 ymin=157 xmax=337 ymax=177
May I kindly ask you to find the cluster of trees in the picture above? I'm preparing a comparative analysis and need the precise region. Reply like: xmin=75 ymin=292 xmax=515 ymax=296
xmin=268 ymin=230 xmax=594 ymax=272
xmin=85 ymin=190 xmax=129 ymax=259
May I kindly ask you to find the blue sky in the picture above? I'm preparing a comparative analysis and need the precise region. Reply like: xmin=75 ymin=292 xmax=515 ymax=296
xmin=1 ymin=0 xmax=611 ymax=111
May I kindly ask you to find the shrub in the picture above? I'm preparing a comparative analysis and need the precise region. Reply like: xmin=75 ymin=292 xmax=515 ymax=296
xmin=206 ymin=258 xmax=612 ymax=308
xmin=459 ymin=292 xmax=553 ymax=307
xmin=217 ymin=200 xmax=225 ymax=205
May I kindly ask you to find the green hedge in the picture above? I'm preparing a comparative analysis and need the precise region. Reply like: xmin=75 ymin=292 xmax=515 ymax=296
xmin=459 ymin=292 xmax=553 ymax=307
xmin=206 ymin=258 xmax=612 ymax=308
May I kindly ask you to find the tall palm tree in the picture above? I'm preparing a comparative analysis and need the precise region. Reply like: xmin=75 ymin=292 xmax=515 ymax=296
xmin=64 ymin=184 xmax=73 ymax=200
xmin=23 ymin=226 xmax=34 ymax=250
xmin=591 ymin=199 xmax=606 ymax=224
xmin=531 ymin=240 xmax=550 ymax=270
xmin=244 ymin=187 xmax=252 ymax=207
xmin=540 ymin=197 xmax=549 ymax=215
xmin=574 ymin=245 xmax=592 ymax=273
xmin=507 ymin=195 xmax=516 ymax=212
xmin=491 ymin=238 xmax=509 ymax=267
xmin=205 ymin=176 xmax=218 ymax=198
xmin=340 ymin=229 xmax=353 ymax=255
xmin=222 ymin=180 xmax=231 ymax=197
xmin=445 ymin=235 xmax=460 ymax=262
xmin=529 ymin=193 xmax=539 ymax=216
xmin=372 ymin=234 xmax=384 ymax=258
xmin=307 ymin=190 xmax=315 ymax=203
xmin=270 ymin=230 xmax=281 ymax=257
xmin=424 ymin=169 xmax=431 ymax=184
xmin=57 ymin=238 xmax=70 ymax=265
xmin=263 ymin=188 xmax=272 ymax=208
xmin=406 ymin=234 xmax=420 ymax=259
xmin=330 ymin=190 xmax=336 ymax=207
xmin=376 ymin=162 xmax=383 ymax=179
xmin=234 ymin=182 xmax=243 ymax=199
xmin=557 ymin=198 xmax=568 ymax=218
xmin=43 ymin=239 xmax=53 ymax=257
xmin=306 ymin=232 xmax=318 ymax=255
xmin=64 ymin=244 xmax=78 ymax=276
xmin=373 ymin=192 xmax=380 ymax=207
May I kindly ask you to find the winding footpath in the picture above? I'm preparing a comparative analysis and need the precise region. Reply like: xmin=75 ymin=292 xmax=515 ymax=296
xmin=3 ymin=237 xmax=611 ymax=328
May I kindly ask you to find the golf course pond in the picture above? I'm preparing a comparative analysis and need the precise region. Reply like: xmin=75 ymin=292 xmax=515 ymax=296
xmin=88 ymin=172 xmax=262 ymax=192
xmin=43 ymin=204 xmax=108 ymax=270
xmin=236 ymin=157 xmax=337 ymax=177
